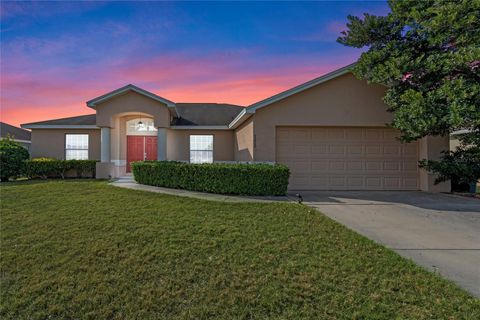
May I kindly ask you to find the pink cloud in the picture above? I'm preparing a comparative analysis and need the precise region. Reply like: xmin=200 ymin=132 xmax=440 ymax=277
xmin=1 ymin=49 xmax=353 ymax=127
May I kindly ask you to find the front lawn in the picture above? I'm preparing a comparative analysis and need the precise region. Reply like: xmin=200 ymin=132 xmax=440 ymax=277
xmin=1 ymin=180 xmax=479 ymax=319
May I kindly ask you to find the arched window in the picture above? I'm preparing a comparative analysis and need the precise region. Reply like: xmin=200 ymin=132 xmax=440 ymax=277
xmin=126 ymin=118 xmax=157 ymax=136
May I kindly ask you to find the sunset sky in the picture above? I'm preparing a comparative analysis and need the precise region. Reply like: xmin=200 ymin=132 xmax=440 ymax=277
xmin=1 ymin=1 xmax=389 ymax=127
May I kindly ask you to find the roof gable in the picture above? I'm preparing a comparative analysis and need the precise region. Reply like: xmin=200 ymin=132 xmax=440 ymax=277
xmin=247 ymin=63 xmax=355 ymax=112
xmin=228 ymin=63 xmax=356 ymax=128
xmin=86 ymin=84 xmax=176 ymax=109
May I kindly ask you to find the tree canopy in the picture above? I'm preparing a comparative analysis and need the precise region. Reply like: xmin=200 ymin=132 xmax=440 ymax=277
xmin=338 ymin=0 xmax=480 ymax=187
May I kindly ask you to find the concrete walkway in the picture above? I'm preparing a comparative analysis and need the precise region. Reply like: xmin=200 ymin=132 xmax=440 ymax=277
xmin=110 ymin=175 xmax=292 ymax=203
xmin=300 ymin=191 xmax=480 ymax=297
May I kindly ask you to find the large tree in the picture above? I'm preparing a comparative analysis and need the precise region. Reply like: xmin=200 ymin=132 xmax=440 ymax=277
xmin=338 ymin=0 xmax=480 ymax=189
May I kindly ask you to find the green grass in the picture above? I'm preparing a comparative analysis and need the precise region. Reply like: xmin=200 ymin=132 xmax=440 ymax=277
xmin=1 ymin=180 xmax=479 ymax=319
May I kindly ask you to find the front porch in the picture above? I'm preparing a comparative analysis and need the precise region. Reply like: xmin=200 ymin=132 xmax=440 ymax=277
xmin=96 ymin=114 xmax=167 ymax=179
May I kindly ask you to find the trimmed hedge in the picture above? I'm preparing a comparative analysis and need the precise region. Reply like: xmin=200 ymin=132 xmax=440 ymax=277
xmin=0 ymin=137 xmax=30 ymax=181
xmin=25 ymin=158 xmax=97 ymax=179
xmin=132 ymin=161 xmax=290 ymax=196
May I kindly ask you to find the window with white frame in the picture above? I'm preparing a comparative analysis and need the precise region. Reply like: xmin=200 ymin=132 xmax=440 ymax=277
xmin=65 ymin=134 xmax=89 ymax=160
xmin=189 ymin=135 xmax=213 ymax=163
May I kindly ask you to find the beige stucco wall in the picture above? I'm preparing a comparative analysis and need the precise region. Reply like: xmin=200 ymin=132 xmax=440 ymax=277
xmin=30 ymin=129 xmax=101 ymax=160
xmin=450 ymin=136 xmax=461 ymax=151
xmin=234 ymin=116 xmax=254 ymax=161
xmin=95 ymin=91 xmax=172 ymax=128
xmin=253 ymin=73 xmax=392 ymax=161
xmin=250 ymin=72 xmax=450 ymax=192
xmin=419 ymin=135 xmax=451 ymax=192
xmin=167 ymin=129 xmax=234 ymax=161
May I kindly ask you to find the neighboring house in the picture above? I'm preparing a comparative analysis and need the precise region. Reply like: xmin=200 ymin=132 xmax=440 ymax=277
xmin=21 ymin=64 xmax=450 ymax=192
xmin=0 ymin=122 xmax=31 ymax=151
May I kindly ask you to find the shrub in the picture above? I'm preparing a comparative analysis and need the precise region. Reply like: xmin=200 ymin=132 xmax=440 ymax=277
xmin=419 ymin=146 xmax=480 ymax=192
xmin=0 ymin=136 xmax=30 ymax=181
xmin=25 ymin=159 xmax=97 ymax=179
xmin=132 ymin=161 xmax=290 ymax=196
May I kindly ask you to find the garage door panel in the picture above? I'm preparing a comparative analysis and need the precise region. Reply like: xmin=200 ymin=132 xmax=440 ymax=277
xmin=311 ymin=160 xmax=329 ymax=171
xmin=294 ymin=145 xmax=310 ymax=155
xmin=329 ymin=176 xmax=347 ymax=187
xmin=347 ymin=161 xmax=363 ymax=171
xmin=347 ymin=145 xmax=363 ymax=155
xmin=384 ymin=177 xmax=401 ymax=188
xmin=327 ymin=128 xmax=346 ymax=140
xmin=291 ymin=129 xmax=310 ymax=140
xmin=384 ymin=161 xmax=400 ymax=171
xmin=311 ymin=145 xmax=328 ymax=154
xmin=329 ymin=160 xmax=346 ymax=171
xmin=384 ymin=145 xmax=401 ymax=156
xmin=403 ymin=144 xmax=418 ymax=156
xmin=276 ymin=127 xmax=419 ymax=190
xmin=365 ymin=128 xmax=384 ymax=140
xmin=366 ymin=160 xmax=382 ymax=171
xmin=329 ymin=145 xmax=346 ymax=155
xmin=311 ymin=129 xmax=329 ymax=140
xmin=289 ymin=160 xmax=310 ymax=173
xmin=291 ymin=178 xmax=310 ymax=189
xmin=311 ymin=175 xmax=328 ymax=187
xmin=346 ymin=176 xmax=364 ymax=188
xmin=345 ymin=128 xmax=364 ymax=140
xmin=403 ymin=161 xmax=418 ymax=172
xmin=276 ymin=128 xmax=291 ymax=141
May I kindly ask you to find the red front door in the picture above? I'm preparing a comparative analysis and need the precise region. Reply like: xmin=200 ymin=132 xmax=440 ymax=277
xmin=144 ymin=136 xmax=158 ymax=161
xmin=127 ymin=136 xmax=157 ymax=172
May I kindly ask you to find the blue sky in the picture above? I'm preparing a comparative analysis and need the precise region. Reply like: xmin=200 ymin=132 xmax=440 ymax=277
xmin=1 ymin=1 xmax=389 ymax=126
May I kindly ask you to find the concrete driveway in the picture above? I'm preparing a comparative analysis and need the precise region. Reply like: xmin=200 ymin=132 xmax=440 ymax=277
xmin=297 ymin=191 xmax=480 ymax=297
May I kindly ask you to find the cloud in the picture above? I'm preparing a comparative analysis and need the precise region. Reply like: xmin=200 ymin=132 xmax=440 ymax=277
xmin=1 ymin=48 xmax=355 ymax=126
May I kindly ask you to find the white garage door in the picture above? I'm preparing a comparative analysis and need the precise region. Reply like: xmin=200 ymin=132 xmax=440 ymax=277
xmin=276 ymin=127 xmax=419 ymax=190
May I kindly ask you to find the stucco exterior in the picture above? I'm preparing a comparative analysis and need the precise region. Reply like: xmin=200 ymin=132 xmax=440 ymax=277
xmin=418 ymin=135 xmax=450 ymax=192
xmin=234 ymin=116 xmax=254 ymax=161
xmin=167 ymin=129 xmax=234 ymax=161
xmin=30 ymin=129 xmax=101 ymax=160
xmin=95 ymin=91 xmax=172 ymax=128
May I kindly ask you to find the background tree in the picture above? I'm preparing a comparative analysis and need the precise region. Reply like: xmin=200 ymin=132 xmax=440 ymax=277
xmin=338 ymin=0 xmax=480 ymax=190
xmin=0 ymin=136 xmax=30 ymax=182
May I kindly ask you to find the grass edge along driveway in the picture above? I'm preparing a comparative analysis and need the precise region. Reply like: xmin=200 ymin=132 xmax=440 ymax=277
xmin=1 ymin=180 xmax=479 ymax=319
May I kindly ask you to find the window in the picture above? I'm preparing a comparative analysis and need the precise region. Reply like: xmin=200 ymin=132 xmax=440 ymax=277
xmin=65 ymin=134 xmax=89 ymax=160
xmin=190 ymin=135 xmax=213 ymax=163
xmin=126 ymin=118 xmax=157 ymax=136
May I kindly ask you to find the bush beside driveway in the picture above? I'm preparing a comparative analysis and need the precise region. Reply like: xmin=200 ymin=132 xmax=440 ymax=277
xmin=1 ymin=180 xmax=479 ymax=319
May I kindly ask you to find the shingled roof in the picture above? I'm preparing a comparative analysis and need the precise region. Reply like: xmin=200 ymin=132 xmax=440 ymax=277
xmin=21 ymin=115 xmax=97 ymax=128
xmin=21 ymin=104 xmax=246 ymax=128
xmin=0 ymin=122 xmax=31 ymax=141
xmin=173 ymin=103 xmax=244 ymax=126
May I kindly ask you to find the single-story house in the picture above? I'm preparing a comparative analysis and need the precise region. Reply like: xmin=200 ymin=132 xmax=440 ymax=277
xmin=21 ymin=64 xmax=450 ymax=192
xmin=1 ymin=122 xmax=31 ymax=151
